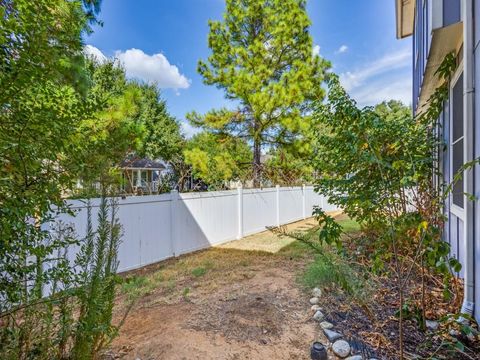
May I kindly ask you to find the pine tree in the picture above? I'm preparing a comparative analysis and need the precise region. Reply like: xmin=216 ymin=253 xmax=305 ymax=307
xmin=189 ymin=0 xmax=330 ymax=186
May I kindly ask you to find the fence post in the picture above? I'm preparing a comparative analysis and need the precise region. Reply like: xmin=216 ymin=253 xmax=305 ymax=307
xmin=170 ymin=190 xmax=178 ymax=256
xmin=302 ymin=184 xmax=306 ymax=220
xmin=276 ymin=185 xmax=280 ymax=227
xmin=237 ymin=184 xmax=243 ymax=240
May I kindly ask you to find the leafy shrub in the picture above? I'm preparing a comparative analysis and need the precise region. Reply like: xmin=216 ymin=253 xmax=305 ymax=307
xmin=0 ymin=197 xmax=122 ymax=360
xmin=71 ymin=197 xmax=122 ymax=359
xmin=309 ymin=56 xmax=468 ymax=359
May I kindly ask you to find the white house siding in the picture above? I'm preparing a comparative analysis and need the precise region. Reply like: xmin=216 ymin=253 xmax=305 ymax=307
xmin=402 ymin=0 xmax=479 ymax=323
xmin=474 ymin=0 xmax=480 ymax=323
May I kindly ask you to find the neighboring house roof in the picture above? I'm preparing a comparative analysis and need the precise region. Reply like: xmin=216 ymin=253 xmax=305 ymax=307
xmin=120 ymin=157 xmax=166 ymax=170
xmin=395 ymin=0 xmax=415 ymax=39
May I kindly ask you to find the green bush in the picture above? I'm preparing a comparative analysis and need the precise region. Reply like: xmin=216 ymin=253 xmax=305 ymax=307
xmin=309 ymin=57 xmax=467 ymax=359
xmin=71 ymin=197 xmax=122 ymax=359
xmin=0 ymin=197 xmax=122 ymax=360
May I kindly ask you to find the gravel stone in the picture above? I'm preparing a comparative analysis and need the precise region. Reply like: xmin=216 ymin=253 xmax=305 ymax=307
xmin=320 ymin=321 xmax=333 ymax=330
xmin=323 ymin=328 xmax=342 ymax=342
xmin=332 ymin=339 xmax=351 ymax=358
xmin=313 ymin=310 xmax=324 ymax=322
xmin=312 ymin=287 xmax=322 ymax=297
xmin=426 ymin=320 xmax=439 ymax=331
xmin=309 ymin=297 xmax=319 ymax=305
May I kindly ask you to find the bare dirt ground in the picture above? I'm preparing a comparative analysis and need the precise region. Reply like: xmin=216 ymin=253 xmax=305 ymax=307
xmin=104 ymin=212 xmax=480 ymax=360
xmin=106 ymin=217 xmax=331 ymax=360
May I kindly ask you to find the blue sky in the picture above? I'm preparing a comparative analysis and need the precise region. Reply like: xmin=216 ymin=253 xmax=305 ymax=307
xmin=85 ymin=0 xmax=412 ymax=137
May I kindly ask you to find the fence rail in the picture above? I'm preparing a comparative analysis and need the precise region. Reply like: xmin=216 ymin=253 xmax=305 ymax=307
xmin=53 ymin=185 xmax=338 ymax=273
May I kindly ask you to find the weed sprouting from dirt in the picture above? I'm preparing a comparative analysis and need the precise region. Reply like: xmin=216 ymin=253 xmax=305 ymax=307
xmin=191 ymin=267 xmax=207 ymax=277
xmin=273 ymin=215 xmax=372 ymax=304
xmin=302 ymin=254 xmax=374 ymax=305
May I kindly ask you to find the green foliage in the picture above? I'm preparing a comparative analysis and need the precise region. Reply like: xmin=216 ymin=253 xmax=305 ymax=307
xmin=422 ymin=313 xmax=480 ymax=358
xmin=314 ymin=207 xmax=343 ymax=250
xmin=72 ymin=60 xmax=140 ymax=189
xmin=0 ymin=1 xmax=132 ymax=358
xmin=311 ymin=72 xmax=462 ymax=282
xmin=279 ymin=215 xmax=371 ymax=304
xmin=0 ymin=197 xmax=122 ymax=359
xmin=263 ymin=148 xmax=314 ymax=186
xmin=184 ymin=131 xmax=252 ymax=187
xmin=71 ymin=198 xmax=121 ymax=359
xmin=0 ymin=0 xmax=101 ymax=320
xmin=136 ymin=84 xmax=184 ymax=162
xmin=73 ymin=60 xmax=184 ymax=193
xmin=189 ymin=0 xmax=330 ymax=184
xmin=310 ymin=56 xmax=470 ymax=359
xmin=312 ymin=80 xmax=427 ymax=225
xmin=302 ymin=253 xmax=373 ymax=304
xmin=191 ymin=267 xmax=207 ymax=277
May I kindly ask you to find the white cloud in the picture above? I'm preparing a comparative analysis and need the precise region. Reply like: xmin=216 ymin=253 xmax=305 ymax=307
xmin=115 ymin=48 xmax=191 ymax=91
xmin=84 ymin=45 xmax=191 ymax=92
xmin=340 ymin=48 xmax=410 ymax=91
xmin=181 ymin=121 xmax=201 ymax=139
xmin=336 ymin=45 xmax=348 ymax=54
xmin=350 ymin=76 xmax=412 ymax=107
xmin=340 ymin=48 xmax=412 ymax=106
xmin=339 ymin=47 xmax=412 ymax=107
xmin=84 ymin=44 xmax=107 ymax=63
xmin=312 ymin=45 xmax=321 ymax=57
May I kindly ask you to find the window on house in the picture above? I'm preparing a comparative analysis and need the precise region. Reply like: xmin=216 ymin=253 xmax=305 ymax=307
xmin=423 ymin=0 xmax=427 ymax=63
xmin=451 ymin=73 xmax=464 ymax=208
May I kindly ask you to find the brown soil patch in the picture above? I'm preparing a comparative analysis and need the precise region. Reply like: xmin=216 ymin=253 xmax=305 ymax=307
xmin=105 ymin=218 xmax=326 ymax=360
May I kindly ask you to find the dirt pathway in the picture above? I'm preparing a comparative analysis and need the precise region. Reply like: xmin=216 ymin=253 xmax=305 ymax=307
xmin=106 ymin=218 xmax=329 ymax=360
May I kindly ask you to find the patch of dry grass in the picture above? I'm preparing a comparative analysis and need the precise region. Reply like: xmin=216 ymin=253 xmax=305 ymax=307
xmin=119 ymin=246 xmax=275 ymax=306
xmin=117 ymin=214 xmax=356 ymax=308
xmin=218 ymin=218 xmax=319 ymax=253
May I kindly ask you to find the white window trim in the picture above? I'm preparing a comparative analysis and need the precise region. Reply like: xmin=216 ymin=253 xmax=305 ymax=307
xmin=449 ymin=61 xmax=465 ymax=220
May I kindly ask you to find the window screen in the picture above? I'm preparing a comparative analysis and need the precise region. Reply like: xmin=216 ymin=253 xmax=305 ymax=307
xmin=451 ymin=74 xmax=464 ymax=208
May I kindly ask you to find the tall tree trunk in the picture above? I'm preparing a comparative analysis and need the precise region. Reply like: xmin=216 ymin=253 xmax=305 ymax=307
xmin=253 ymin=137 xmax=261 ymax=188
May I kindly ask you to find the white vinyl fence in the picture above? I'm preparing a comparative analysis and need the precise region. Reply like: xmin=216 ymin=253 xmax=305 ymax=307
xmin=53 ymin=186 xmax=338 ymax=273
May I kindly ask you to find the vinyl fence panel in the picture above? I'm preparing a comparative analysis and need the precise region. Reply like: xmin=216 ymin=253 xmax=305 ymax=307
xmin=51 ymin=186 xmax=338 ymax=273
xmin=242 ymin=188 xmax=277 ymax=235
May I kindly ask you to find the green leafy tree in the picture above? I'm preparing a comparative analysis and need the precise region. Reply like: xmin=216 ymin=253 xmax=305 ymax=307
xmin=312 ymin=91 xmax=427 ymax=225
xmin=72 ymin=60 xmax=140 ymax=190
xmin=311 ymin=70 xmax=464 ymax=359
xmin=0 ymin=1 xmax=130 ymax=358
xmin=0 ymin=0 xmax=101 ymax=309
xmin=135 ymin=83 xmax=184 ymax=162
xmin=184 ymin=132 xmax=252 ymax=187
xmin=73 ymin=60 xmax=184 ymax=193
xmin=263 ymin=148 xmax=314 ymax=186
xmin=189 ymin=0 xmax=329 ymax=186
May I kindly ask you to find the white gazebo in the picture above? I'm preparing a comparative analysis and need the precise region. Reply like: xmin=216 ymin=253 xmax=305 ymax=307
xmin=120 ymin=156 xmax=165 ymax=195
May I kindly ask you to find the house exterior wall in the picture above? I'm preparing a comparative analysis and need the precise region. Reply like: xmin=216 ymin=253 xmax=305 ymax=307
xmin=412 ymin=0 xmax=462 ymax=111
xmin=413 ymin=0 xmax=427 ymax=111
xmin=443 ymin=0 xmax=461 ymax=26
xmin=409 ymin=0 xmax=478 ymax=322
xmin=474 ymin=0 xmax=480 ymax=321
